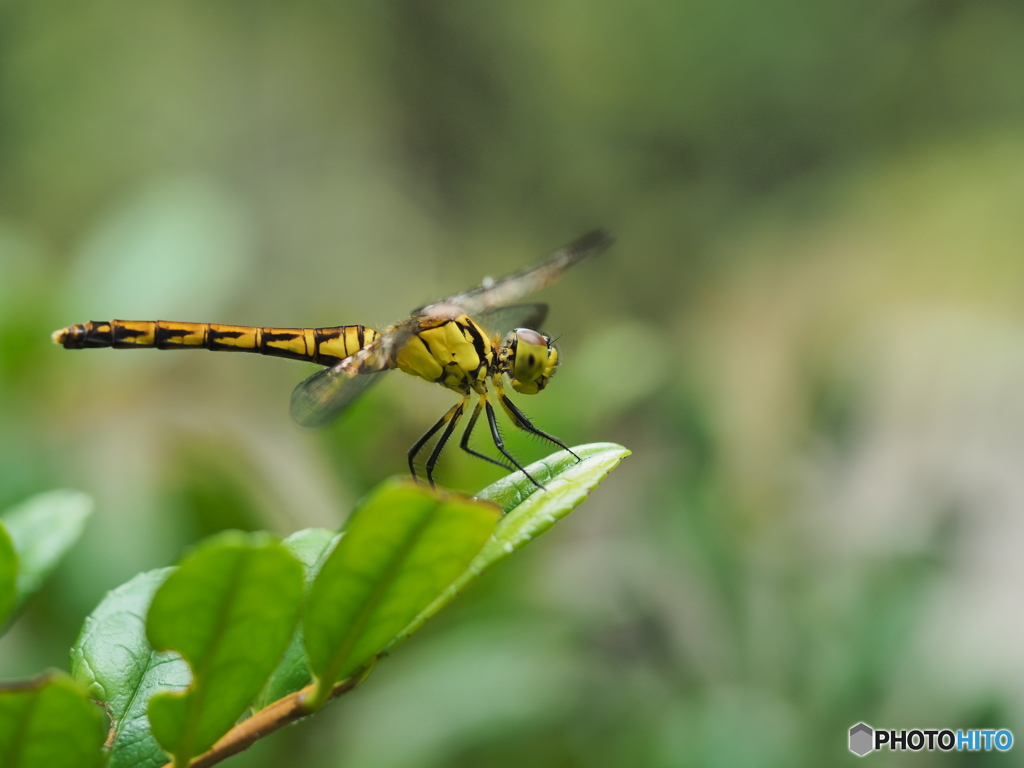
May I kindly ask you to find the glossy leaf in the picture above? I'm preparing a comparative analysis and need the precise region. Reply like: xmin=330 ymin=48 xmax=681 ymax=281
xmin=0 ymin=523 xmax=16 ymax=630
xmin=253 ymin=528 xmax=340 ymax=710
xmin=303 ymin=480 xmax=499 ymax=707
xmin=71 ymin=568 xmax=191 ymax=768
xmin=0 ymin=671 xmax=107 ymax=768
xmin=384 ymin=442 xmax=629 ymax=654
xmin=1 ymin=489 xmax=92 ymax=610
xmin=146 ymin=531 xmax=304 ymax=767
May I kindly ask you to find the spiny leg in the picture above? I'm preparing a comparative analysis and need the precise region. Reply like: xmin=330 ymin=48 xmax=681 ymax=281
xmin=424 ymin=398 xmax=466 ymax=488
xmin=498 ymin=392 xmax=580 ymax=462
xmin=408 ymin=399 xmax=464 ymax=484
xmin=484 ymin=397 xmax=545 ymax=489
xmin=460 ymin=397 xmax=514 ymax=471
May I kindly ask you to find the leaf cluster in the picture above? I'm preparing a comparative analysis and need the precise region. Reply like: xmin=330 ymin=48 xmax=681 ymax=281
xmin=0 ymin=443 xmax=628 ymax=768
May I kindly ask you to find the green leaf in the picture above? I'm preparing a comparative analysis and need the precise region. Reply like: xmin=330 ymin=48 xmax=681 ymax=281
xmin=0 ymin=523 xmax=16 ymax=630
xmin=71 ymin=569 xmax=191 ymax=768
xmin=303 ymin=480 xmax=499 ymax=708
xmin=0 ymin=671 xmax=107 ymax=768
xmin=1 ymin=489 xmax=92 ymax=611
xmin=384 ymin=442 xmax=629 ymax=654
xmin=253 ymin=528 xmax=340 ymax=710
xmin=146 ymin=531 xmax=304 ymax=768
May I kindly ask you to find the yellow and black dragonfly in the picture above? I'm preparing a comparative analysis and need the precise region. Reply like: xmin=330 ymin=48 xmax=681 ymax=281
xmin=53 ymin=230 xmax=613 ymax=487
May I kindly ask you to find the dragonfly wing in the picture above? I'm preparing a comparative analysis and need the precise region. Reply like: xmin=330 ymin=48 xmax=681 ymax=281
xmin=475 ymin=303 xmax=549 ymax=336
xmin=290 ymin=366 xmax=387 ymax=427
xmin=289 ymin=325 xmax=409 ymax=427
xmin=415 ymin=229 xmax=613 ymax=319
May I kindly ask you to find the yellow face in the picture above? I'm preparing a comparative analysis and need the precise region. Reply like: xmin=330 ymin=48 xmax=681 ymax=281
xmin=504 ymin=328 xmax=558 ymax=394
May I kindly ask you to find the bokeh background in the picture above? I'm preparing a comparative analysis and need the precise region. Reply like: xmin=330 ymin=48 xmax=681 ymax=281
xmin=2 ymin=1 xmax=1024 ymax=765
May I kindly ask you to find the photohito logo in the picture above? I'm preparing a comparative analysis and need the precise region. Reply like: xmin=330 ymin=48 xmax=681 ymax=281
xmin=848 ymin=723 xmax=1013 ymax=756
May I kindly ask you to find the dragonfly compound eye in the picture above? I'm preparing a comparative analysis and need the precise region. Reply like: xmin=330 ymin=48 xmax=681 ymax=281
xmin=507 ymin=328 xmax=558 ymax=394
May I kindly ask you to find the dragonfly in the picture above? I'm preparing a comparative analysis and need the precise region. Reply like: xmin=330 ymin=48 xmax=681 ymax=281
xmin=53 ymin=229 xmax=614 ymax=487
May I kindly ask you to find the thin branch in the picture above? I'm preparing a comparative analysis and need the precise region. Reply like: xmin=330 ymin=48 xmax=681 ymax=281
xmin=157 ymin=676 xmax=360 ymax=768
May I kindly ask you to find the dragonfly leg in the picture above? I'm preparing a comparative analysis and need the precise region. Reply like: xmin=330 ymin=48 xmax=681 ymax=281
xmin=460 ymin=397 xmax=514 ymax=471
xmin=424 ymin=398 xmax=467 ymax=489
xmin=484 ymin=397 xmax=545 ymax=489
xmin=408 ymin=400 xmax=464 ymax=484
xmin=497 ymin=392 xmax=580 ymax=462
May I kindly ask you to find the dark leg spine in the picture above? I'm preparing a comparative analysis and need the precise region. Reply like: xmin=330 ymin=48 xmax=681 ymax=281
xmin=499 ymin=393 xmax=580 ymax=461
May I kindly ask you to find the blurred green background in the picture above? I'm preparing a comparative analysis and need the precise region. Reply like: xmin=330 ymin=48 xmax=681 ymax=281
xmin=3 ymin=1 xmax=1024 ymax=765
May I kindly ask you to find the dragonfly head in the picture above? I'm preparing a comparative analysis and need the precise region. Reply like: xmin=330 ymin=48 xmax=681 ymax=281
xmin=501 ymin=328 xmax=558 ymax=394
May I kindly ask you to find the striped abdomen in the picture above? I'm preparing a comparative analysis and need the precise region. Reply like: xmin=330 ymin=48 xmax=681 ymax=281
xmin=52 ymin=320 xmax=379 ymax=367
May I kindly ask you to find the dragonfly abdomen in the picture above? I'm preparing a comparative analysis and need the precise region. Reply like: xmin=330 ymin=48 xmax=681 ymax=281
xmin=52 ymin=320 xmax=378 ymax=366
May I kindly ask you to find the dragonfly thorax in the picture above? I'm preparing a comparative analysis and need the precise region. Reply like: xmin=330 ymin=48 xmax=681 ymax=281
xmin=394 ymin=314 xmax=494 ymax=394
xmin=499 ymin=327 xmax=558 ymax=395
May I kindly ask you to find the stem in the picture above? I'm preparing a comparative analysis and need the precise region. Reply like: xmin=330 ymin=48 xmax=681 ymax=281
xmin=157 ymin=676 xmax=359 ymax=768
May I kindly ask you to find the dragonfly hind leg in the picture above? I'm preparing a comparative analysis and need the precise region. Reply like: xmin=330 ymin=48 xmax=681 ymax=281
xmin=408 ymin=397 xmax=467 ymax=488
xmin=424 ymin=401 xmax=466 ymax=488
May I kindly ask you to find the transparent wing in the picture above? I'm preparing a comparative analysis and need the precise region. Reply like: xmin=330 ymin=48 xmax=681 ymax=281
xmin=290 ymin=367 xmax=387 ymax=427
xmin=475 ymin=303 xmax=548 ymax=336
xmin=292 ymin=230 xmax=611 ymax=427
xmin=289 ymin=325 xmax=410 ymax=427
xmin=415 ymin=229 xmax=613 ymax=319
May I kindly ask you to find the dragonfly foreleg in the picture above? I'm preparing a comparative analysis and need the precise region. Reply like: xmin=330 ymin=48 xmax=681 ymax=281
xmin=496 ymin=391 xmax=580 ymax=462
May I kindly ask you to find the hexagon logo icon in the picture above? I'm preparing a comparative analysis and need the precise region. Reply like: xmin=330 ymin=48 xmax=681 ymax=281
xmin=849 ymin=723 xmax=874 ymax=756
